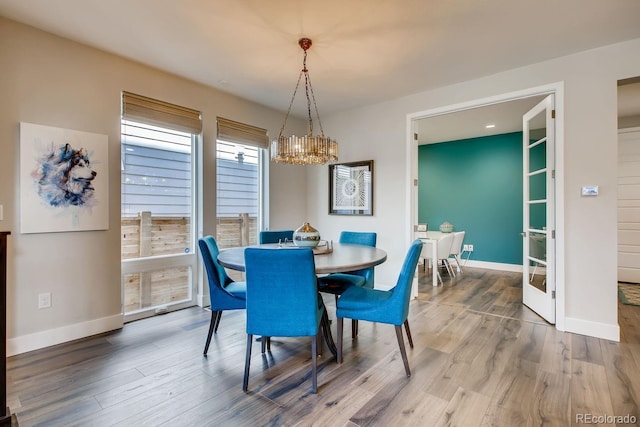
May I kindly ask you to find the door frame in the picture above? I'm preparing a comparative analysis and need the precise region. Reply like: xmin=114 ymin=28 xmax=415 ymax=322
xmin=405 ymin=82 xmax=566 ymax=331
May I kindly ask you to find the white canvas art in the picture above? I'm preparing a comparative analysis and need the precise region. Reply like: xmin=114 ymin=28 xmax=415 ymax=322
xmin=20 ymin=122 xmax=109 ymax=233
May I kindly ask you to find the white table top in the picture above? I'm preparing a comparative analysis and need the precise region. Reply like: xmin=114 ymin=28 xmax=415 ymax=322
xmin=416 ymin=230 xmax=453 ymax=240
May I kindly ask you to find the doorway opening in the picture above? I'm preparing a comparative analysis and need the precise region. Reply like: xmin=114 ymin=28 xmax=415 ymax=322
xmin=617 ymin=77 xmax=640 ymax=321
xmin=407 ymin=83 xmax=565 ymax=329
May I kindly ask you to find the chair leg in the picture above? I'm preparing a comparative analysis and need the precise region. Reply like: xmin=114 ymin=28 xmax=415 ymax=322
xmin=337 ymin=317 xmax=344 ymax=364
xmin=316 ymin=325 xmax=323 ymax=357
xmin=213 ymin=310 xmax=223 ymax=333
xmin=260 ymin=336 xmax=272 ymax=353
xmin=394 ymin=325 xmax=411 ymax=377
xmin=243 ymin=334 xmax=253 ymax=391
xmin=404 ymin=320 xmax=414 ymax=348
xmin=203 ymin=310 xmax=218 ymax=355
xmin=454 ymin=254 xmax=463 ymax=273
xmin=311 ymin=335 xmax=318 ymax=393
xmin=437 ymin=271 xmax=443 ymax=285
xmin=445 ymin=260 xmax=455 ymax=277
xmin=352 ymin=320 xmax=358 ymax=339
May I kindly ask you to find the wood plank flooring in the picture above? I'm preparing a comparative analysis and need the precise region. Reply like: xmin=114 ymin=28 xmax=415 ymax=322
xmin=6 ymin=267 xmax=640 ymax=426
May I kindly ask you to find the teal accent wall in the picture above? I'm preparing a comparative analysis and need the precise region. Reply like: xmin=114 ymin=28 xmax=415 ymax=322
xmin=418 ymin=132 xmax=523 ymax=265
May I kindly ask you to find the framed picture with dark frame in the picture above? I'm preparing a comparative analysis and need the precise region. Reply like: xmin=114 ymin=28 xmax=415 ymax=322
xmin=329 ymin=160 xmax=374 ymax=215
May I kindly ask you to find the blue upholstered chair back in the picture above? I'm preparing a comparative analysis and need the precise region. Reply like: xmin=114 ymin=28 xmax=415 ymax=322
xmin=388 ymin=239 xmax=424 ymax=325
xmin=244 ymin=248 xmax=322 ymax=337
xmin=198 ymin=236 xmax=245 ymax=311
xmin=259 ymin=230 xmax=294 ymax=244
xmin=339 ymin=231 xmax=377 ymax=287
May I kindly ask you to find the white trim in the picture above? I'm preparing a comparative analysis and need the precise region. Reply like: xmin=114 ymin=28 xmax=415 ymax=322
xmin=7 ymin=314 xmax=123 ymax=356
xmin=121 ymin=252 xmax=197 ymax=274
xmin=198 ymin=292 xmax=210 ymax=308
xmin=407 ymin=117 xmax=419 ymax=299
xmin=464 ymin=260 xmax=523 ymax=273
xmin=406 ymin=81 xmax=566 ymax=330
xmin=564 ymin=317 xmax=620 ymax=342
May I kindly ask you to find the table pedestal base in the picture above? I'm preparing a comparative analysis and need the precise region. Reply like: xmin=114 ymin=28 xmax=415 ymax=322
xmin=320 ymin=310 xmax=337 ymax=358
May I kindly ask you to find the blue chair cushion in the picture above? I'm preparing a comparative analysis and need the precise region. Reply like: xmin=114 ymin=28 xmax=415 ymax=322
xmin=224 ymin=281 xmax=246 ymax=298
xmin=336 ymin=286 xmax=398 ymax=324
xmin=336 ymin=240 xmax=423 ymax=327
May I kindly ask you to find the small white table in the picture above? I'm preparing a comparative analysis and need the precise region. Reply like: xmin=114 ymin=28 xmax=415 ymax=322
xmin=416 ymin=230 xmax=451 ymax=287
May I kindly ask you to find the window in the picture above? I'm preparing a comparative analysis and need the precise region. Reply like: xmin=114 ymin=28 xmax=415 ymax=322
xmin=215 ymin=117 xmax=268 ymax=251
xmin=121 ymin=92 xmax=202 ymax=320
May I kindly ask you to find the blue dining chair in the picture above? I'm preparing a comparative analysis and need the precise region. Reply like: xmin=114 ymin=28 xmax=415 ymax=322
xmin=317 ymin=231 xmax=377 ymax=337
xmin=336 ymin=239 xmax=423 ymax=377
xmin=243 ymin=247 xmax=325 ymax=393
xmin=259 ymin=229 xmax=294 ymax=244
xmin=198 ymin=236 xmax=247 ymax=355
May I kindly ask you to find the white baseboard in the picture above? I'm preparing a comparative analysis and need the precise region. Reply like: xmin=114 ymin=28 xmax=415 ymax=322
xmin=464 ymin=259 xmax=523 ymax=273
xmin=564 ymin=316 xmax=620 ymax=342
xmin=7 ymin=314 xmax=124 ymax=356
xmin=197 ymin=292 xmax=209 ymax=308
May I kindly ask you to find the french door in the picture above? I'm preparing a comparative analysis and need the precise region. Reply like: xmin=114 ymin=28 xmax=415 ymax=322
xmin=522 ymin=95 xmax=556 ymax=323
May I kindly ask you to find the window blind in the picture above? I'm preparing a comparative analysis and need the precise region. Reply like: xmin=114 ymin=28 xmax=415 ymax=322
xmin=217 ymin=117 xmax=269 ymax=149
xmin=122 ymin=91 xmax=202 ymax=134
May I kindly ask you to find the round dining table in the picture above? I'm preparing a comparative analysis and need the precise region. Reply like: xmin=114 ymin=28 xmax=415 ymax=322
xmin=217 ymin=242 xmax=387 ymax=357
xmin=217 ymin=242 xmax=387 ymax=274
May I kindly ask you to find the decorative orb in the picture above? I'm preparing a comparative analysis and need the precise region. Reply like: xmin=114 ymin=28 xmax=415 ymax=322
xmin=439 ymin=221 xmax=454 ymax=233
xmin=293 ymin=222 xmax=321 ymax=247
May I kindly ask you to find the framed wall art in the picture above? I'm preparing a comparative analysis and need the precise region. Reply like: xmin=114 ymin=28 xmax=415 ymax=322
xmin=20 ymin=122 xmax=109 ymax=234
xmin=329 ymin=160 xmax=373 ymax=215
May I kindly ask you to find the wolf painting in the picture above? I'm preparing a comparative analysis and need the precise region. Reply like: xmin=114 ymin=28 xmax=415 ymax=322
xmin=32 ymin=143 xmax=97 ymax=208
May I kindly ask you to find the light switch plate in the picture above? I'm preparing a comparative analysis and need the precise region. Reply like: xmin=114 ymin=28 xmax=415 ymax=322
xmin=581 ymin=185 xmax=599 ymax=196
xmin=0 ymin=204 xmax=3 ymax=220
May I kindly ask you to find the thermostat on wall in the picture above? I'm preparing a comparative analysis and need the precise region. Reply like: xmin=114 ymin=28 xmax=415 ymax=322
xmin=581 ymin=185 xmax=599 ymax=196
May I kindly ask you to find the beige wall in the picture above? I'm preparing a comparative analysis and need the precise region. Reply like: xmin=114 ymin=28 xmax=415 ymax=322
xmin=3 ymin=14 xmax=639 ymax=352
xmin=0 ymin=17 xmax=308 ymax=354
xmin=311 ymin=37 xmax=640 ymax=341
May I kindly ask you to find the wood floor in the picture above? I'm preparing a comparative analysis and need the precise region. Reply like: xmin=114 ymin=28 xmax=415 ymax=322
xmin=6 ymin=267 xmax=640 ymax=426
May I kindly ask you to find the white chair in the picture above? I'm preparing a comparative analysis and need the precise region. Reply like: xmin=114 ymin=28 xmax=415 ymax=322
xmin=448 ymin=231 xmax=466 ymax=274
xmin=420 ymin=233 xmax=455 ymax=285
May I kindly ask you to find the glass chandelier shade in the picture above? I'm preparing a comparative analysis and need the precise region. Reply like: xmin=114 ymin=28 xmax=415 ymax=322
xmin=271 ymin=38 xmax=338 ymax=165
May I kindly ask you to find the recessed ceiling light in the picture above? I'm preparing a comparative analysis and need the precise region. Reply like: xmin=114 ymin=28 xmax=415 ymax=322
xmin=485 ymin=123 xmax=496 ymax=129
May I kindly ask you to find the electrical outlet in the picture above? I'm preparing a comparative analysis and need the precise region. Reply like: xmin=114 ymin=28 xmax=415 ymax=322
xmin=468 ymin=244 xmax=474 ymax=252
xmin=38 ymin=292 xmax=51 ymax=309
xmin=463 ymin=244 xmax=474 ymax=252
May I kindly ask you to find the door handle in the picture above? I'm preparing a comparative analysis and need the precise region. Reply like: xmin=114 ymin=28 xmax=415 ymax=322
xmin=520 ymin=232 xmax=526 ymax=237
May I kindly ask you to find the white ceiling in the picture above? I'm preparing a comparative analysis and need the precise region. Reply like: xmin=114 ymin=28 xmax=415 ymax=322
xmin=1 ymin=0 xmax=640 ymax=118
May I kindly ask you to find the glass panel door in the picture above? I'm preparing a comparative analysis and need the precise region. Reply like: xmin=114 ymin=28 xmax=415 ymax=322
xmin=522 ymin=95 xmax=555 ymax=324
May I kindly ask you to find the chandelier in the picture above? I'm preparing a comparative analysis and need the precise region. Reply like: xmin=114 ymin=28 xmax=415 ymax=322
xmin=271 ymin=38 xmax=338 ymax=165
